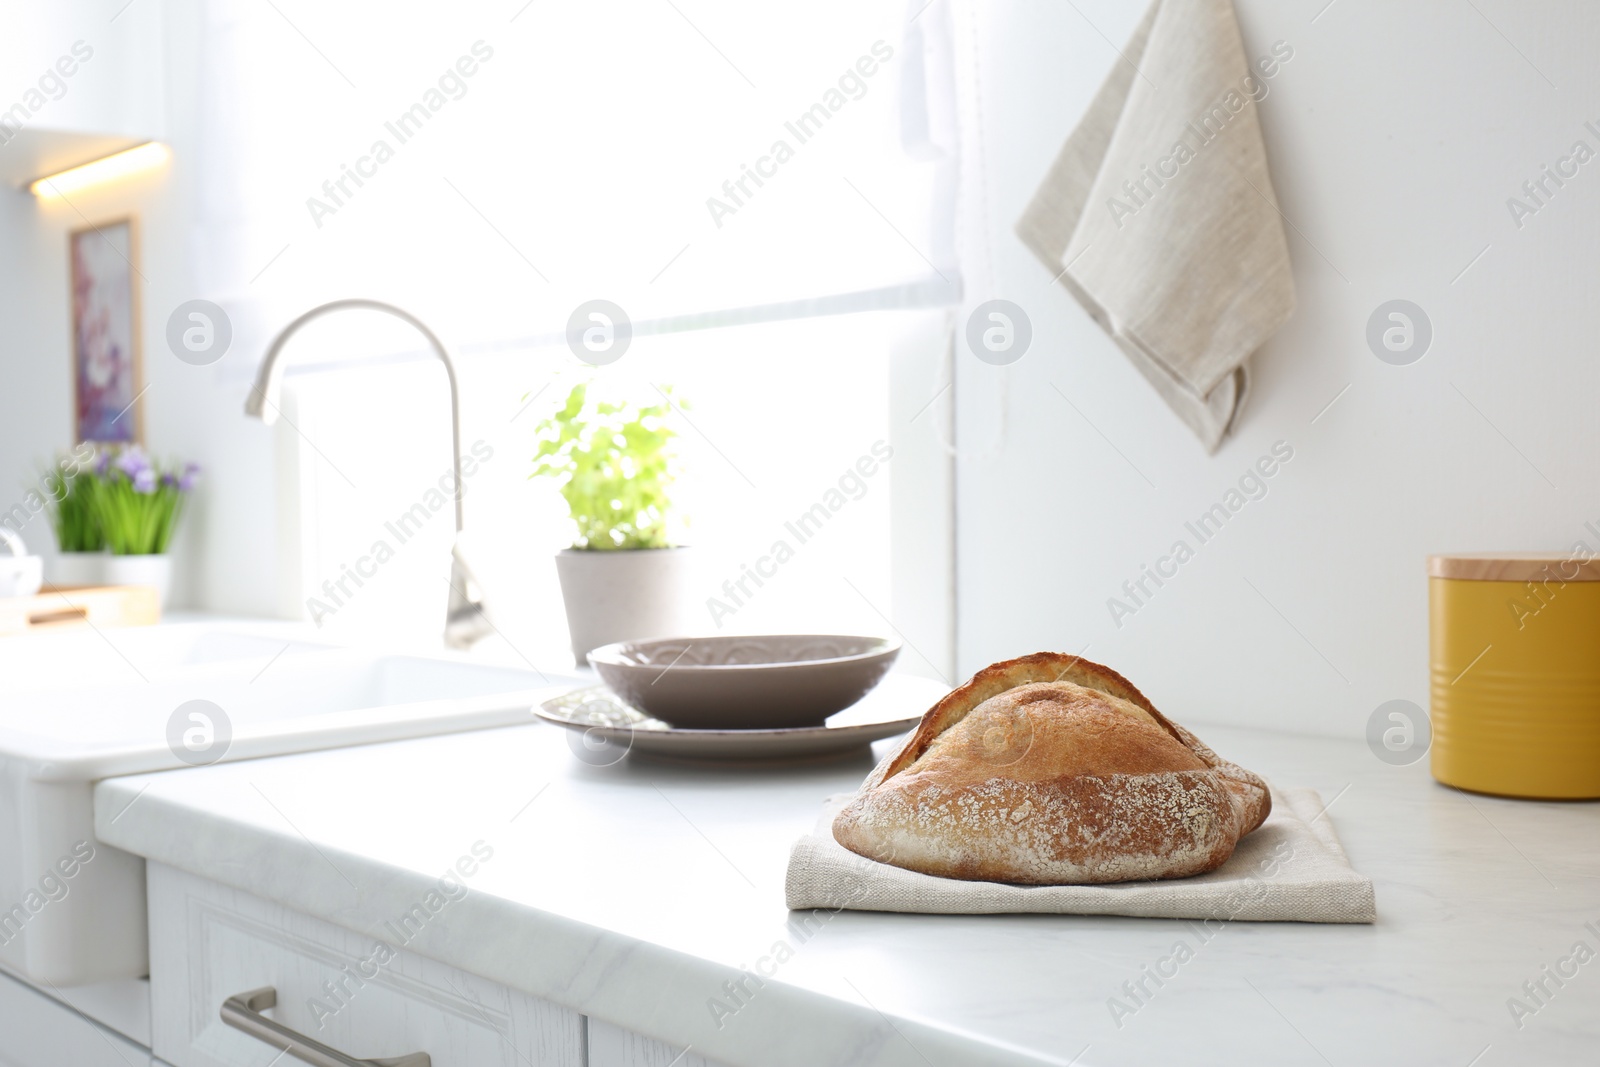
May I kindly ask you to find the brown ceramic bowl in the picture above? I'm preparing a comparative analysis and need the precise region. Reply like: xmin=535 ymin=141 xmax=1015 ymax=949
xmin=586 ymin=635 xmax=902 ymax=729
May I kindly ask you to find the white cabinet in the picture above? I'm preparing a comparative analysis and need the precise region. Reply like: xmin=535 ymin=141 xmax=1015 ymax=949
xmin=144 ymin=861 xmax=742 ymax=1067
xmin=0 ymin=968 xmax=150 ymax=1067
xmin=146 ymin=863 xmax=584 ymax=1067
xmin=0 ymin=2 xmax=165 ymax=184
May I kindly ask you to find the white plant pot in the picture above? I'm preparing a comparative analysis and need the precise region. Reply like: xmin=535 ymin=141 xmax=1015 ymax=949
xmin=49 ymin=552 xmax=106 ymax=589
xmin=103 ymin=553 xmax=173 ymax=609
xmin=554 ymin=547 xmax=696 ymax=666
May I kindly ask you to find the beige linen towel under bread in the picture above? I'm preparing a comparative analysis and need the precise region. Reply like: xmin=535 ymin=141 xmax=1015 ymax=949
xmin=1016 ymin=0 xmax=1294 ymax=452
xmin=785 ymin=785 xmax=1375 ymax=923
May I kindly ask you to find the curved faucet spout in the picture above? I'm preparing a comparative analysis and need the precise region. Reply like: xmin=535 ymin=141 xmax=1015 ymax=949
xmin=246 ymin=298 xmax=465 ymax=533
xmin=249 ymin=299 xmax=489 ymax=647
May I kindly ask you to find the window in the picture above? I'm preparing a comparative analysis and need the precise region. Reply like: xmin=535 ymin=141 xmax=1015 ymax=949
xmin=196 ymin=0 xmax=958 ymax=674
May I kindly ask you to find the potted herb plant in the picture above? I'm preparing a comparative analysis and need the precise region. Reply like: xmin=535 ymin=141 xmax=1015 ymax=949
xmin=92 ymin=446 xmax=200 ymax=607
xmin=531 ymin=382 xmax=694 ymax=664
xmin=44 ymin=446 xmax=106 ymax=587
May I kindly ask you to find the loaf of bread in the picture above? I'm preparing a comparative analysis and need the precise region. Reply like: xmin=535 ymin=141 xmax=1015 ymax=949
xmin=832 ymin=653 xmax=1271 ymax=884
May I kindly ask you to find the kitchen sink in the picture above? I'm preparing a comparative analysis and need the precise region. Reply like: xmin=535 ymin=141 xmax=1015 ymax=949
xmin=0 ymin=619 xmax=334 ymax=693
xmin=0 ymin=621 xmax=579 ymax=985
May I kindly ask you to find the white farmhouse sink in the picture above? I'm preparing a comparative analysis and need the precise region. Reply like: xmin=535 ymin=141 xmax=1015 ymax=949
xmin=0 ymin=619 xmax=334 ymax=693
xmin=0 ymin=622 xmax=578 ymax=985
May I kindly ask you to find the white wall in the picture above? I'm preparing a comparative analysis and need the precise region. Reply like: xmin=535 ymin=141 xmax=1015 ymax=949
xmin=953 ymin=1 xmax=1600 ymax=735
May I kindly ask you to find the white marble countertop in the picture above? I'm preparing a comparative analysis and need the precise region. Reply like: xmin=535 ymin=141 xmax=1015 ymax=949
xmin=93 ymin=718 xmax=1600 ymax=1067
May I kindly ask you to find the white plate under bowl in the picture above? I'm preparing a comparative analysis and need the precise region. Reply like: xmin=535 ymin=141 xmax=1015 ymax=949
xmin=537 ymin=673 xmax=947 ymax=761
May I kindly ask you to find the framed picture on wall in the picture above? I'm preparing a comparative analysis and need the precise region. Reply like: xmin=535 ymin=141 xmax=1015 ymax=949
xmin=70 ymin=217 xmax=143 ymax=444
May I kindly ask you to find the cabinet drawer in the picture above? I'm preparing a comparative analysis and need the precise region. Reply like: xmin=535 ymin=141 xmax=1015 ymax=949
xmin=147 ymin=863 xmax=583 ymax=1067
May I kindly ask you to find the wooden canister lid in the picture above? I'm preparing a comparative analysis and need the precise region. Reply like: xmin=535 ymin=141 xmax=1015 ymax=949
xmin=1429 ymin=553 xmax=1600 ymax=581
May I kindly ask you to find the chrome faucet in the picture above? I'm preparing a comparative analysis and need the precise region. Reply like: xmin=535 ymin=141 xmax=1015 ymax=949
xmin=246 ymin=299 xmax=492 ymax=649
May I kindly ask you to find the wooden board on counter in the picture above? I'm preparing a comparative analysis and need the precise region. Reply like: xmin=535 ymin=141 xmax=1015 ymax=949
xmin=0 ymin=585 xmax=160 ymax=637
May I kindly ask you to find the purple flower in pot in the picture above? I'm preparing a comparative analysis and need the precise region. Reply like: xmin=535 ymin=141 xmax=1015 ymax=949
xmin=115 ymin=447 xmax=151 ymax=479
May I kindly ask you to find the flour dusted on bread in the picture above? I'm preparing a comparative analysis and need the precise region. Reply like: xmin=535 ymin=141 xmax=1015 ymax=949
xmin=832 ymin=653 xmax=1271 ymax=885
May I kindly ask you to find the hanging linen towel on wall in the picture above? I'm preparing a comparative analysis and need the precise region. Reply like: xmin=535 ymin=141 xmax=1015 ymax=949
xmin=1016 ymin=0 xmax=1295 ymax=452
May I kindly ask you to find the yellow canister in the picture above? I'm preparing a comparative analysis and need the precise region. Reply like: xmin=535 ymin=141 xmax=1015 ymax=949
xmin=1429 ymin=553 xmax=1600 ymax=799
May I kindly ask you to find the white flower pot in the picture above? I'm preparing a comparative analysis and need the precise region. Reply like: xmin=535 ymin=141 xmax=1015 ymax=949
xmin=103 ymin=553 xmax=173 ymax=609
xmin=49 ymin=552 xmax=106 ymax=589
xmin=554 ymin=547 xmax=696 ymax=666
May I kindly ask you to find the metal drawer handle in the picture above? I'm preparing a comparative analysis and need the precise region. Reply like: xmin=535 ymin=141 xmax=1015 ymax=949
xmin=221 ymin=987 xmax=431 ymax=1067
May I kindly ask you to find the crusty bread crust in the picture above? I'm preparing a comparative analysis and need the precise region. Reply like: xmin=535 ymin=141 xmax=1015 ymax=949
xmin=833 ymin=653 xmax=1271 ymax=885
